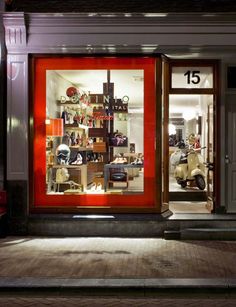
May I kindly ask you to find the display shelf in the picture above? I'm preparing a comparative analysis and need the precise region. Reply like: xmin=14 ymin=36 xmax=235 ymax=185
xmin=69 ymin=146 xmax=93 ymax=151
xmin=57 ymin=100 xmax=80 ymax=106
xmin=52 ymin=164 xmax=85 ymax=169
xmin=64 ymin=124 xmax=89 ymax=130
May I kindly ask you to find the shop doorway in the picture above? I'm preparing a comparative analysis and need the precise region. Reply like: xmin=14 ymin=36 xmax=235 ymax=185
xmin=162 ymin=60 xmax=218 ymax=214
xmin=169 ymin=94 xmax=214 ymax=213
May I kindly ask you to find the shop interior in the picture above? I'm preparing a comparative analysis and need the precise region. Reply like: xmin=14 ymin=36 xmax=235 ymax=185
xmin=45 ymin=66 xmax=214 ymax=212
xmin=45 ymin=69 xmax=145 ymax=196
xmin=169 ymin=94 xmax=214 ymax=213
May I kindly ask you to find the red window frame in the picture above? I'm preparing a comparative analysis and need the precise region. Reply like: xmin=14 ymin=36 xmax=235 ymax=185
xmin=33 ymin=57 xmax=157 ymax=208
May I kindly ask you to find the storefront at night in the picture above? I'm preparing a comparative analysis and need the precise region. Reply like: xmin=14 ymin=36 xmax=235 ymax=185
xmin=2 ymin=12 xmax=236 ymax=235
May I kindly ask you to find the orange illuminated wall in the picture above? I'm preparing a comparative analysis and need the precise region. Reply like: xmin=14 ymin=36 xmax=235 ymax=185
xmin=33 ymin=57 xmax=157 ymax=210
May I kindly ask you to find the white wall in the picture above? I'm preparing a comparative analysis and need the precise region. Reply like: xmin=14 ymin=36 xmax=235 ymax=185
xmin=129 ymin=113 xmax=144 ymax=154
xmin=46 ymin=70 xmax=74 ymax=118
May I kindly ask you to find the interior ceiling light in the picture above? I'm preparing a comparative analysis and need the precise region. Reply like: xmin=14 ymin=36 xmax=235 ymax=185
xmin=183 ymin=110 xmax=196 ymax=121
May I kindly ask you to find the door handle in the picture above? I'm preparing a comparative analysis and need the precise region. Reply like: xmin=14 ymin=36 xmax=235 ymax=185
xmin=206 ymin=162 xmax=214 ymax=170
xmin=225 ymin=155 xmax=230 ymax=164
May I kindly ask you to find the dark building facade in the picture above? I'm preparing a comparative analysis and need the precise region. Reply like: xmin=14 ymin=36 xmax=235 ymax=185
xmin=1 ymin=1 xmax=236 ymax=236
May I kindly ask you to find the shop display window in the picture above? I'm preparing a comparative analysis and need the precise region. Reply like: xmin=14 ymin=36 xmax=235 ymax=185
xmin=33 ymin=58 xmax=156 ymax=208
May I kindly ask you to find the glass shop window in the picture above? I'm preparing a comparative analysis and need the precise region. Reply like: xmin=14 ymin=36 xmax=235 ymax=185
xmin=45 ymin=69 xmax=144 ymax=196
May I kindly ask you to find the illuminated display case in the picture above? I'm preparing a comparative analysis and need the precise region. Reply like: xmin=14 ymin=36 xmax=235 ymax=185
xmin=33 ymin=57 xmax=157 ymax=209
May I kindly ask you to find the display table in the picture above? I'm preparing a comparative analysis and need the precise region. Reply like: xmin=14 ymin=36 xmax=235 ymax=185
xmin=104 ymin=163 xmax=144 ymax=192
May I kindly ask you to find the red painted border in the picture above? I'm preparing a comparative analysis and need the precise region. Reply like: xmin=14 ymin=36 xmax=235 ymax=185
xmin=33 ymin=57 xmax=156 ymax=207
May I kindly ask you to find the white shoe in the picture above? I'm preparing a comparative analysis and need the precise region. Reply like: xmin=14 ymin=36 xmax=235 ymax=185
xmin=91 ymin=183 xmax=97 ymax=191
xmin=96 ymin=183 xmax=102 ymax=191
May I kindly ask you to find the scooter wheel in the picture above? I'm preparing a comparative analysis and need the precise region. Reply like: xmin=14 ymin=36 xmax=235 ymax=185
xmin=195 ymin=175 xmax=206 ymax=190
xmin=180 ymin=181 xmax=187 ymax=188
xmin=176 ymin=178 xmax=182 ymax=185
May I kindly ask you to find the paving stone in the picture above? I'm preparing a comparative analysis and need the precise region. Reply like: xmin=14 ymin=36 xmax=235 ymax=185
xmin=0 ymin=237 xmax=235 ymax=280
xmin=0 ymin=297 xmax=236 ymax=307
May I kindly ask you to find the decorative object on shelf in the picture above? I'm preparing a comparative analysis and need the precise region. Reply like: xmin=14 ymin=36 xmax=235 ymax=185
xmin=70 ymin=131 xmax=76 ymax=146
xmin=87 ymin=137 xmax=94 ymax=148
xmin=70 ymin=95 xmax=80 ymax=103
xmin=62 ymin=131 xmax=71 ymax=146
xmin=93 ymin=141 xmax=106 ymax=153
xmin=46 ymin=118 xmax=64 ymax=138
xmin=60 ymin=96 xmax=67 ymax=103
xmin=66 ymin=86 xmax=79 ymax=97
xmin=66 ymin=86 xmax=80 ymax=103
xmin=56 ymin=167 xmax=70 ymax=183
xmin=109 ymin=131 xmax=128 ymax=147
xmin=61 ymin=109 xmax=69 ymax=124
xmin=80 ymin=93 xmax=91 ymax=108
xmin=46 ymin=118 xmax=64 ymax=165
xmin=56 ymin=144 xmax=71 ymax=165
xmin=130 ymin=143 xmax=135 ymax=153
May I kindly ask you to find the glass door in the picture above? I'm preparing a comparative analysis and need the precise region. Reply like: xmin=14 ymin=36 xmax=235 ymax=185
xmin=165 ymin=60 xmax=218 ymax=214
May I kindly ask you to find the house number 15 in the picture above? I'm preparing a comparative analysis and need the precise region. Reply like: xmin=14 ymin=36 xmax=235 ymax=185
xmin=184 ymin=70 xmax=201 ymax=84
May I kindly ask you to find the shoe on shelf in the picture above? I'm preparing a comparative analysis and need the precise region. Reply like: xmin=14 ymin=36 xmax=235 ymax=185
xmin=117 ymin=157 xmax=127 ymax=164
xmin=136 ymin=158 xmax=143 ymax=165
xmin=110 ymin=156 xmax=120 ymax=164
xmin=72 ymin=153 xmax=83 ymax=165
xmin=111 ymin=153 xmax=128 ymax=164
xmin=90 ymin=183 xmax=97 ymax=191
xmin=131 ymin=157 xmax=143 ymax=165
xmin=96 ymin=183 xmax=102 ymax=191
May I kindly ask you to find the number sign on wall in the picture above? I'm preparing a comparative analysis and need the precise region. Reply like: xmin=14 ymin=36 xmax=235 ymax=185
xmin=171 ymin=67 xmax=213 ymax=89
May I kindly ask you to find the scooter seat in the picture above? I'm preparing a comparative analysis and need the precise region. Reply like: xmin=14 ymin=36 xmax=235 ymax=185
xmin=179 ymin=158 xmax=188 ymax=164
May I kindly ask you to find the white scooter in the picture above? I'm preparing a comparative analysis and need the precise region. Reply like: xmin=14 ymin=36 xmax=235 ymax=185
xmin=172 ymin=146 xmax=206 ymax=190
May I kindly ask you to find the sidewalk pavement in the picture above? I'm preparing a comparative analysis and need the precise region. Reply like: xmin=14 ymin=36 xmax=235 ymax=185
xmin=0 ymin=237 xmax=235 ymax=292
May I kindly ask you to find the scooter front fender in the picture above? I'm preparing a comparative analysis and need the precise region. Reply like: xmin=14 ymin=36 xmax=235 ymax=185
xmin=191 ymin=168 xmax=204 ymax=178
xmin=174 ymin=165 xmax=185 ymax=180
